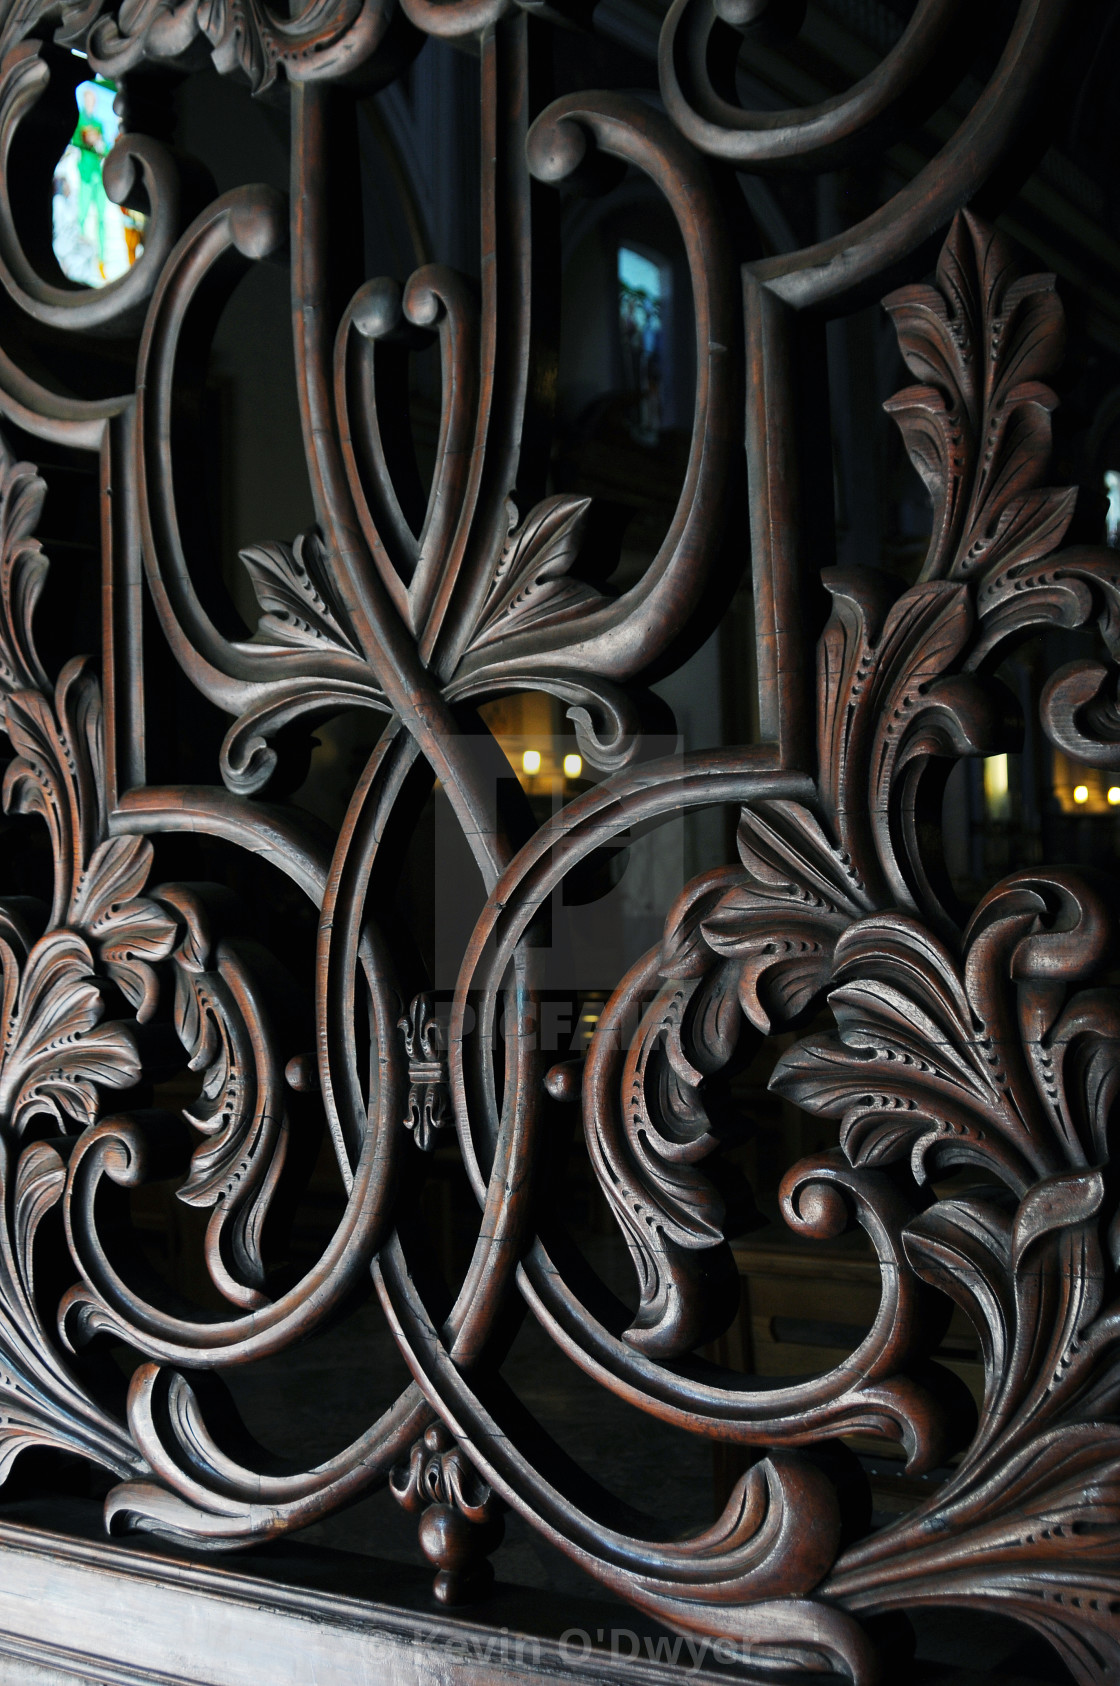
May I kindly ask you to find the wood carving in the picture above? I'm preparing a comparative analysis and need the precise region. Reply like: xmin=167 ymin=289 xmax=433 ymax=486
xmin=391 ymin=1420 xmax=505 ymax=1603
xmin=399 ymin=993 xmax=451 ymax=1151
xmin=0 ymin=0 xmax=1113 ymax=1681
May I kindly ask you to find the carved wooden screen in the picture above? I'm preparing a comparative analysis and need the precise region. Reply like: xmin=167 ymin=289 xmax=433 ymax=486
xmin=0 ymin=0 xmax=1115 ymax=1680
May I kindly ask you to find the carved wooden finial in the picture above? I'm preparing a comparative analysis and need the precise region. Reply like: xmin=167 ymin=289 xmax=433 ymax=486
xmin=390 ymin=1421 xmax=505 ymax=1604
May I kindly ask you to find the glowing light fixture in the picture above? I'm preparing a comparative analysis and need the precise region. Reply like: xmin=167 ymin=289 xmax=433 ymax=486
xmin=1074 ymin=784 xmax=1090 ymax=805
xmin=983 ymin=753 xmax=1010 ymax=820
xmin=522 ymin=749 xmax=541 ymax=776
xmin=1109 ymin=788 xmax=1120 ymax=806
xmin=563 ymin=753 xmax=582 ymax=779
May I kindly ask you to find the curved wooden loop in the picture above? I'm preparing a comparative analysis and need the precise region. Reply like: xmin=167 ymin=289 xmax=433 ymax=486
xmin=452 ymin=91 xmax=737 ymax=690
xmin=376 ymin=1236 xmax=878 ymax=1686
xmin=0 ymin=42 xmax=180 ymax=333
xmin=103 ymin=1366 xmax=429 ymax=1546
xmin=137 ymin=185 xmax=377 ymax=715
xmin=660 ymin=0 xmax=965 ymax=171
xmin=397 ymin=0 xmax=514 ymax=39
xmin=749 ymin=0 xmax=1076 ymax=311
xmin=55 ymin=773 xmax=409 ymax=1367
xmin=335 ymin=263 xmax=480 ymax=636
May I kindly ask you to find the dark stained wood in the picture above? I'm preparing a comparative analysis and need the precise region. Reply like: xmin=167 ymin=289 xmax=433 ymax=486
xmin=0 ymin=1505 xmax=748 ymax=1685
xmin=0 ymin=2 xmax=1113 ymax=1683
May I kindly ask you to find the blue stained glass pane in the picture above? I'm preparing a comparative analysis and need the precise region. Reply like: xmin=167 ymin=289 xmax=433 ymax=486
xmin=618 ymin=246 xmax=664 ymax=444
xmin=618 ymin=246 xmax=661 ymax=300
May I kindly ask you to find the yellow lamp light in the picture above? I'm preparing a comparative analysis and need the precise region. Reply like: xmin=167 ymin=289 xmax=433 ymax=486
xmin=983 ymin=753 xmax=1010 ymax=820
xmin=563 ymin=753 xmax=583 ymax=779
xmin=1109 ymin=788 xmax=1120 ymax=806
xmin=1074 ymin=784 xmax=1090 ymax=804
xmin=522 ymin=749 xmax=541 ymax=776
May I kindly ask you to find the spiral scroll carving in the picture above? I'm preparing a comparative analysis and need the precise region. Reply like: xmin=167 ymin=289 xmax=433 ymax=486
xmin=0 ymin=1 xmax=1111 ymax=1681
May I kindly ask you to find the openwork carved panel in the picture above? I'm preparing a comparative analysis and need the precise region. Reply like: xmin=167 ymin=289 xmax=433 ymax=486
xmin=0 ymin=0 xmax=1113 ymax=1680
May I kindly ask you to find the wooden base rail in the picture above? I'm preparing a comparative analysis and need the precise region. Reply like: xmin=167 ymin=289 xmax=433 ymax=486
xmin=0 ymin=1507 xmax=761 ymax=1686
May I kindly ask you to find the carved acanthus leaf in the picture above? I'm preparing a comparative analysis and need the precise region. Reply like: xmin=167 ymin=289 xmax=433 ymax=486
xmin=239 ymin=531 xmax=360 ymax=657
xmin=467 ymin=495 xmax=603 ymax=653
xmin=829 ymin=1173 xmax=1120 ymax=1683
xmin=69 ymin=837 xmax=179 ymax=1023
xmin=816 ymin=568 xmax=1000 ymax=924
xmin=623 ymin=796 xmax=898 ymax=1357
xmin=0 ymin=460 xmax=48 ymax=696
xmin=883 ymin=210 xmax=1075 ymax=586
xmin=0 ymin=1133 xmax=141 ymax=1482
xmin=903 ymin=1172 xmax=1115 ymax=1460
xmin=829 ymin=1421 xmax=1120 ymax=1685
xmin=772 ymin=920 xmax=1015 ymax=1181
xmin=773 ymin=870 xmax=1119 ymax=1193
xmin=584 ymin=969 xmax=746 ymax=1359
xmin=972 ymin=544 xmax=1120 ymax=674
xmin=0 ymin=930 xmax=140 ymax=1136
xmin=2 ymin=660 xmax=106 ymax=927
xmin=661 ymin=799 xmax=872 ymax=1034
xmin=159 ymin=886 xmax=286 ymax=1310
xmin=78 ymin=0 xmax=383 ymax=92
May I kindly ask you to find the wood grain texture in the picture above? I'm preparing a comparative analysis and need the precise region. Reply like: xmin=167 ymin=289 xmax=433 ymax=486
xmin=0 ymin=1 xmax=1111 ymax=1681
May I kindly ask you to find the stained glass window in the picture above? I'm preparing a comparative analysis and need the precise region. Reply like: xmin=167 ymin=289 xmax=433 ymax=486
xmin=618 ymin=245 xmax=664 ymax=444
xmin=52 ymin=72 xmax=146 ymax=288
xmin=1106 ymin=468 xmax=1120 ymax=547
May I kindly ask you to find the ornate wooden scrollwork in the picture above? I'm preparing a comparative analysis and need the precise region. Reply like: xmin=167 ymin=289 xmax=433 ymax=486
xmin=0 ymin=0 xmax=1114 ymax=1680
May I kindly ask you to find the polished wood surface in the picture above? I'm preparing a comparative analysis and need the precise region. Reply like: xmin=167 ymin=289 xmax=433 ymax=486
xmin=0 ymin=2 xmax=1112 ymax=1682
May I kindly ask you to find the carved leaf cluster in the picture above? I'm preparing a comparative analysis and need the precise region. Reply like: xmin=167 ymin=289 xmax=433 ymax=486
xmin=0 ymin=930 xmax=140 ymax=1135
xmin=0 ymin=28 xmax=1113 ymax=1675
xmin=391 ymin=1421 xmax=499 ymax=1523
xmin=78 ymin=0 xmax=372 ymax=92
xmin=161 ymin=885 xmax=286 ymax=1308
xmin=816 ymin=566 xmax=1001 ymax=924
xmin=0 ymin=1132 xmax=141 ymax=1482
xmin=239 ymin=531 xmax=360 ymax=657
xmin=661 ymin=799 xmax=871 ymax=1034
xmin=69 ymin=837 xmax=179 ymax=1022
xmin=0 ymin=460 xmax=48 ymax=696
xmin=0 ymin=505 xmax=171 ymax=1143
xmin=771 ymin=871 xmax=1119 ymax=1190
xmin=883 ymin=210 xmax=1076 ymax=586
xmin=467 ymin=495 xmax=603 ymax=654
xmin=828 ymin=1170 xmax=1120 ymax=1682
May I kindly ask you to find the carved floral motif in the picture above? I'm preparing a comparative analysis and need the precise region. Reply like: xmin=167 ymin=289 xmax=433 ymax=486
xmin=399 ymin=992 xmax=450 ymax=1151
xmin=391 ymin=1421 xmax=505 ymax=1603
xmin=0 ymin=3 xmax=1112 ymax=1680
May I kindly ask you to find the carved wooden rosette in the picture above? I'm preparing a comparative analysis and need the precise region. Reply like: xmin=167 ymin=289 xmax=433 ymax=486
xmin=0 ymin=0 xmax=1113 ymax=1679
